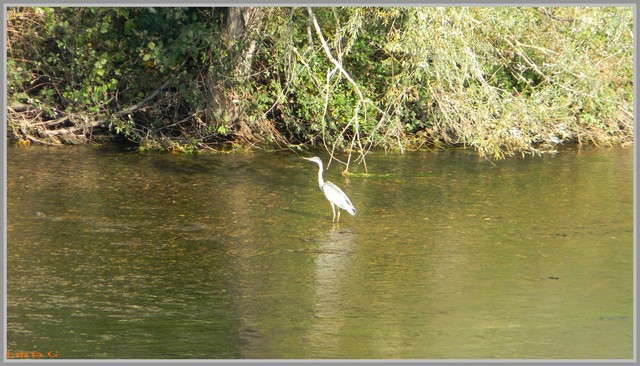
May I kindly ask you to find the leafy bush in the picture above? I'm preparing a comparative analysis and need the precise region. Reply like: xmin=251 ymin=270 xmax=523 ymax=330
xmin=7 ymin=6 xmax=633 ymax=160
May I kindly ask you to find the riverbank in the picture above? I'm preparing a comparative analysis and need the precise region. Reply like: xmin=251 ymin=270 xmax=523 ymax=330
xmin=7 ymin=7 xmax=634 ymax=159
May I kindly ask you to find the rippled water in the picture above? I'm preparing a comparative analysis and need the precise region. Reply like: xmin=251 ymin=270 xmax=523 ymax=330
xmin=6 ymin=145 xmax=633 ymax=359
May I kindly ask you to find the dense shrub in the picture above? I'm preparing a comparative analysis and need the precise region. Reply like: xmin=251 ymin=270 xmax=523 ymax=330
xmin=7 ymin=7 xmax=634 ymax=160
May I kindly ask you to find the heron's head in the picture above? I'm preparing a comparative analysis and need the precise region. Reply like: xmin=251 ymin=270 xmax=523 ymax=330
xmin=302 ymin=156 xmax=323 ymax=165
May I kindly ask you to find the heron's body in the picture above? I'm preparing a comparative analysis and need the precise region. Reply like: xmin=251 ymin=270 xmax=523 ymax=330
xmin=303 ymin=156 xmax=356 ymax=222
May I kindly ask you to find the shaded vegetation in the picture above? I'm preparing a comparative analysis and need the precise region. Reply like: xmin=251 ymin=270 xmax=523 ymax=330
xmin=6 ymin=6 xmax=634 ymax=165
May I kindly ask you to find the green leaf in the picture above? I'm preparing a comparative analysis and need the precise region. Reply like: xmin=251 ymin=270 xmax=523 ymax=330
xmin=124 ymin=19 xmax=135 ymax=35
xmin=100 ymin=22 xmax=109 ymax=33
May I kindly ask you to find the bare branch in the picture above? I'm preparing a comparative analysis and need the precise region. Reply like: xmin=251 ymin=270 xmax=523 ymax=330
xmin=307 ymin=7 xmax=368 ymax=173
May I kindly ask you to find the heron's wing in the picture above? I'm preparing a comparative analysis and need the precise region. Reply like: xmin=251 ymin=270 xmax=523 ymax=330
xmin=322 ymin=181 xmax=356 ymax=215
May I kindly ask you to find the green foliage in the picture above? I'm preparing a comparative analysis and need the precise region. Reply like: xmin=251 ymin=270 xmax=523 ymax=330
xmin=8 ymin=7 xmax=234 ymax=146
xmin=7 ymin=6 xmax=633 ymax=159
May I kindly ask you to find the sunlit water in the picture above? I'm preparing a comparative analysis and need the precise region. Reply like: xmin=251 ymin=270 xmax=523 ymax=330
xmin=6 ymin=145 xmax=633 ymax=359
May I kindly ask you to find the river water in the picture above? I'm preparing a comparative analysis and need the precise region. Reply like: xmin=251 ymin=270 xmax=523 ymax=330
xmin=6 ymin=145 xmax=634 ymax=359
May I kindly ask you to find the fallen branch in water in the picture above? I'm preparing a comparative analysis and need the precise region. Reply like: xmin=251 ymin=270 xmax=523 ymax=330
xmin=8 ymin=78 xmax=174 ymax=144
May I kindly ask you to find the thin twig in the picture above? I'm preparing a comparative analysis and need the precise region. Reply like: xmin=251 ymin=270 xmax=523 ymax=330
xmin=307 ymin=7 xmax=369 ymax=172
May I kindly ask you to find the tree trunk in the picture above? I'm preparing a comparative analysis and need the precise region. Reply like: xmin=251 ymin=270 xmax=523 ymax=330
xmin=210 ymin=7 xmax=262 ymax=142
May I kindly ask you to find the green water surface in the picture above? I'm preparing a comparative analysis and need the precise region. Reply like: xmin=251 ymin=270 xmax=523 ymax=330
xmin=6 ymin=145 xmax=633 ymax=359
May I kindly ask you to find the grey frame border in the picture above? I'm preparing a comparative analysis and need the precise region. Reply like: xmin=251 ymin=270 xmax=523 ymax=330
xmin=1 ymin=1 xmax=637 ymax=365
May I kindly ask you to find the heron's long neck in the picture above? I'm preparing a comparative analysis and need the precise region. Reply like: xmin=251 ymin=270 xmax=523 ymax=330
xmin=316 ymin=162 xmax=325 ymax=189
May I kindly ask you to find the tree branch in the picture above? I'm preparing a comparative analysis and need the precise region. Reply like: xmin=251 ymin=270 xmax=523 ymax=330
xmin=307 ymin=7 xmax=368 ymax=173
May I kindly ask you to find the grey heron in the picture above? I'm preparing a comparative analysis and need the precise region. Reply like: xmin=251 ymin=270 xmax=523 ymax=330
xmin=303 ymin=156 xmax=356 ymax=222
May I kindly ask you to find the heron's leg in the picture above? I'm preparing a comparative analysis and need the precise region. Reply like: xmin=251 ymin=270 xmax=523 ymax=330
xmin=331 ymin=203 xmax=336 ymax=222
xmin=336 ymin=209 xmax=341 ymax=223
